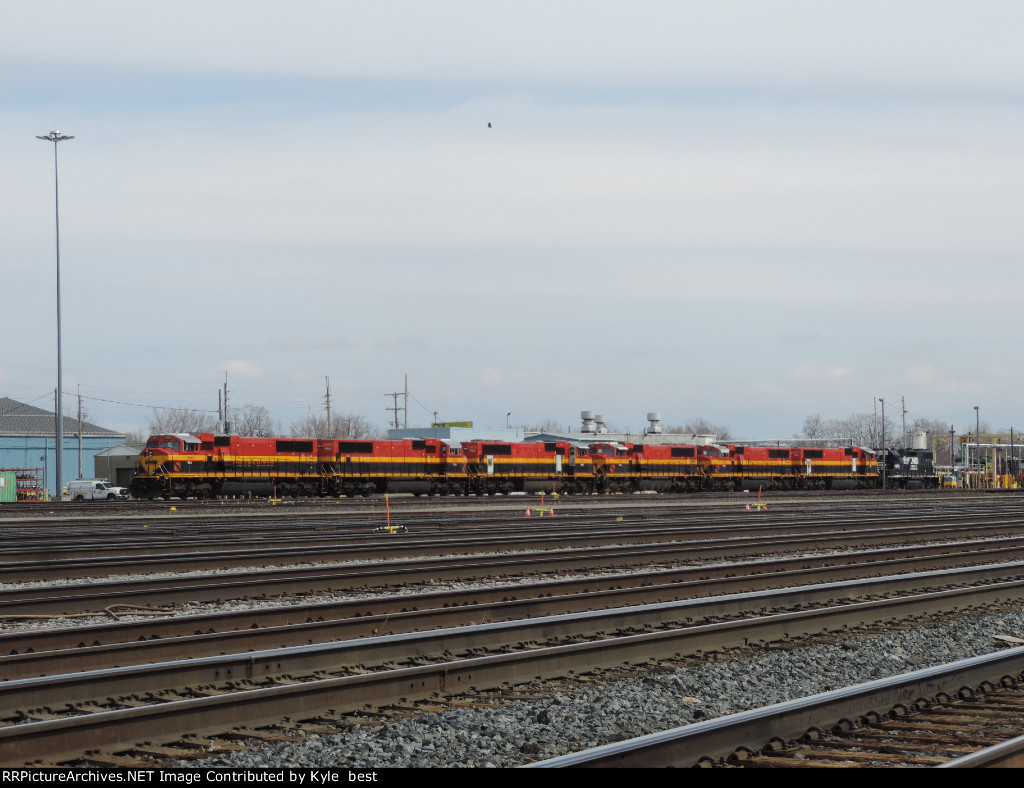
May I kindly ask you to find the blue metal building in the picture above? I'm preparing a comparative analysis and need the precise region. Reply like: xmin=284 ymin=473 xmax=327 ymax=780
xmin=0 ymin=396 xmax=126 ymax=499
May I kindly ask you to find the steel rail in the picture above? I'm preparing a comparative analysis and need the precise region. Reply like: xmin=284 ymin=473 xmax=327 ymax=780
xmin=940 ymin=732 xmax=1024 ymax=768
xmin=3 ymin=503 xmax=1022 ymax=563
xmin=6 ymin=557 xmax=1024 ymax=682
xmin=7 ymin=515 xmax=1024 ymax=588
xmin=0 ymin=509 xmax=958 ymax=561
xmin=7 ymin=530 xmax=1024 ymax=619
xmin=4 ymin=562 xmax=1024 ymax=712
xmin=526 ymin=648 xmax=1024 ymax=768
xmin=4 ymin=535 xmax=1024 ymax=641
xmin=0 ymin=490 xmax=998 ymax=521
xmin=7 ymin=534 xmax=1024 ymax=657
xmin=5 ymin=582 xmax=1024 ymax=766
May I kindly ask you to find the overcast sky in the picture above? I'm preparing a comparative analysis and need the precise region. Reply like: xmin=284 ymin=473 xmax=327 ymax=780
xmin=3 ymin=1 xmax=1023 ymax=440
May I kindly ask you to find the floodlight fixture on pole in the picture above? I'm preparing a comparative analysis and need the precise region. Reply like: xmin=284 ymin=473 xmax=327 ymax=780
xmin=37 ymin=130 xmax=74 ymax=501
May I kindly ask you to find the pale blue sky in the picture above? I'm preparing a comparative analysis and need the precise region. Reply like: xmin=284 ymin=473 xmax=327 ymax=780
xmin=3 ymin=2 xmax=1023 ymax=438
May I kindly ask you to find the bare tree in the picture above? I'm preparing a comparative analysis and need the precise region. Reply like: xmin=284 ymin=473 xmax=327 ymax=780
xmin=289 ymin=412 xmax=384 ymax=440
xmin=906 ymin=417 xmax=959 ymax=465
xmin=289 ymin=412 xmax=328 ymax=438
xmin=339 ymin=414 xmax=384 ymax=440
xmin=664 ymin=418 xmax=732 ymax=441
xmin=234 ymin=404 xmax=279 ymax=437
xmin=122 ymin=427 xmax=149 ymax=445
xmin=801 ymin=414 xmax=823 ymax=441
xmin=147 ymin=407 xmax=218 ymax=435
xmin=522 ymin=419 xmax=563 ymax=433
xmin=800 ymin=411 xmax=915 ymax=449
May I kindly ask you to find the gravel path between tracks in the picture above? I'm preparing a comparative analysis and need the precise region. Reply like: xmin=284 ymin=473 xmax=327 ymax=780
xmin=183 ymin=606 xmax=1024 ymax=769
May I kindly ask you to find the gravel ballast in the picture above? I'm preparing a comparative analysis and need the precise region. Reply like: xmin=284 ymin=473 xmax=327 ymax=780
xmin=187 ymin=605 xmax=1024 ymax=768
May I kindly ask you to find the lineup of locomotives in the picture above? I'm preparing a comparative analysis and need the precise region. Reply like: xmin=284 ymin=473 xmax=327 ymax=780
xmin=130 ymin=433 xmax=940 ymax=500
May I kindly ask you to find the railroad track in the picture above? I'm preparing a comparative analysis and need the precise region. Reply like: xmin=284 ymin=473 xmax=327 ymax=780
xmin=529 ymin=647 xmax=1024 ymax=767
xmin=6 ymin=550 xmax=1024 ymax=677
xmin=5 ymin=496 xmax=1024 ymax=768
xmin=4 ymin=563 xmax=1024 ymax=766
xmin=0 ymin=488 xmax=991 ymax=519
xmin=3 ymin=502 xmax=1019 ymax=558
xmin=9 ymin=527 xmax=1024 ymax=621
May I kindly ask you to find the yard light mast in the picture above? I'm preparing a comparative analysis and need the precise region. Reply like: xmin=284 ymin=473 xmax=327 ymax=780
xmin=975 ymin=405 xmax=980 ymax=485
xmin=879 ymin=398 xmax=886 ymax=490
xmin=37 ymin=130 xmax=73 ymax=501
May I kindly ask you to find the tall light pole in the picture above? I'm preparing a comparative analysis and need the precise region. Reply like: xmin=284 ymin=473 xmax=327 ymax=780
xmin=879 ymin=397 xmax=886 ymax=490
xmin=37 ymin=130 xmax=74 ymax=501
xmin=975 ymin=405 xmax=980 ymax=484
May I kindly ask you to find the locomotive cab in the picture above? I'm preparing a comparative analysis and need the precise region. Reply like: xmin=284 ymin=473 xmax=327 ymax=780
xmin=589 ymin=442 xmax=635 ymax=493
xmin=139 ymin=434 xmax=202 ymax=473
xmin=134 ymin=433 xmax=207 ymax=498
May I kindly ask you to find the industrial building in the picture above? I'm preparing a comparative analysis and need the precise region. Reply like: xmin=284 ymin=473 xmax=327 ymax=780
xmin=92 ymin=442 xmax=145 ymax=490
xmin=0 ymin=396 xmax=126 ymax=499
xmin=389 ymin=411 xmax=718 ymax=448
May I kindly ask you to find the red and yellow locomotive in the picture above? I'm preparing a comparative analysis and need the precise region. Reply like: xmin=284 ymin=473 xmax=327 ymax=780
xmin=134 ymin=434 xmax=590 ymax=499
xmin=132 ymin=433 xmax=882 ymax=499
xmin=587 ymin=442 xmax=715 ymax=493
xmin=135 ymin=433 xmax=456 ymax=499
xmin=459 ymin=440 xmax=590 ymax=495
xmin=708 ymin=445 xmax=877 ymax=491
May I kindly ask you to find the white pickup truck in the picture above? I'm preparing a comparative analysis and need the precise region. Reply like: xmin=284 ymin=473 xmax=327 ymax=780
xmin=67 ymin=479 xmax=129 ymax=501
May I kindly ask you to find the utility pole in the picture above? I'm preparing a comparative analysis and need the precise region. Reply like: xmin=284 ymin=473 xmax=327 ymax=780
xmin=404 ymin=374 xmax=408 ymax=429
xmin=223 ymin=374 xmax=230 ymax=434
xmin=324 ymin=376 xmax=332 ymax=438
xmin=77 ymin=385 xmax=83 ymax=479
xmin=949 ymin=425 xmax=955 ymax=473
xmin=901 ymin=396 xmax=907 ymax=450
xmin=385 ymin=392 xmax=405 ymax=430
xmin=880 ymin=397 xmax=886 ymax=490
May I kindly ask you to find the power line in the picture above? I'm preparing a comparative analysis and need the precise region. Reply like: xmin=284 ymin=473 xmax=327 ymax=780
xmin=74 ymin=393 xmax=218 ymax=412
xmin=406 ymin=392 xmax=435 ymax=418
xmin=0 ymin=392 xmax=55 ymax=416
